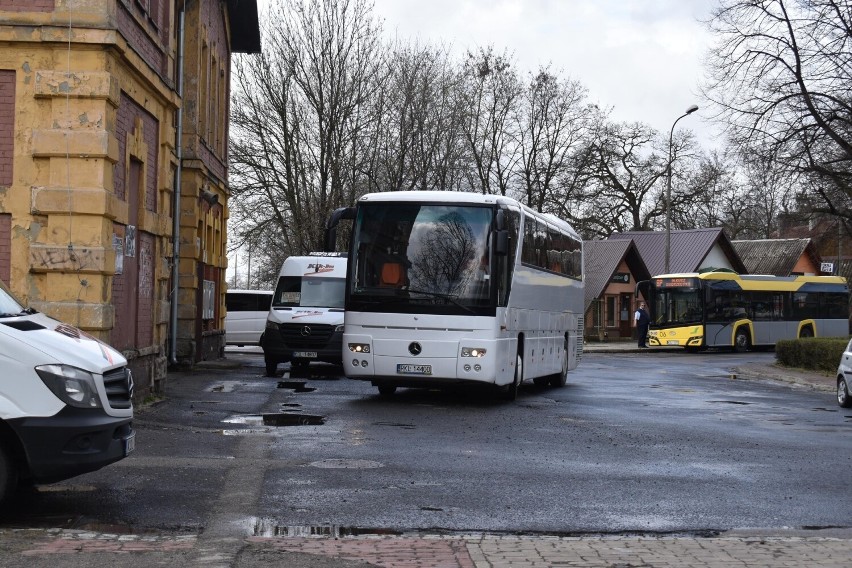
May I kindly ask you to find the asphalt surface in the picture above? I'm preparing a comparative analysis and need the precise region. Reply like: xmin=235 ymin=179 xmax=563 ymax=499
xmin=0 ymin=341 xmax=847 ymax=568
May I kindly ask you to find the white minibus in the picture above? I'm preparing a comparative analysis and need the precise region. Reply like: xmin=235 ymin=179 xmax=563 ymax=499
xmin=326 ymin=191 xmax=585 ymax=400
xmin=261 ymin=253 xmax=347 ymax=376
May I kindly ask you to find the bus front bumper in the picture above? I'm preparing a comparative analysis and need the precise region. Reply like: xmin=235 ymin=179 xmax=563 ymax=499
xmin=648 ymin=327 xmax=704 ymax=348
xmin=343 ymin=335 xmax=499 ymax=385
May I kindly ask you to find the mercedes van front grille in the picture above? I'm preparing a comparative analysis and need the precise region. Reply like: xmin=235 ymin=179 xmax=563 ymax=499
xmin=103 ymin=367 xmax=133 ymax=409
xmin=276 ymin=323 xmax=335 ymax=346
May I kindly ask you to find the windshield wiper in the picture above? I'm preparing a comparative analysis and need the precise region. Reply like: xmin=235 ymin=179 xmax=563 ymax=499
xmin=405 ymin=289 xmax=477 ymax=315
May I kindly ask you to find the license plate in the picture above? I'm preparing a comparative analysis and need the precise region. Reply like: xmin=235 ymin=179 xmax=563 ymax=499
xmin=397 ymin=364 xmax=432 ymax=375
xmin=293 ymin=351 xmax=317 ymax=358
xmin=667 ymin=340 xmax=679 ymax=345
xmin=124 ymin=433 xmax=135 ymax=456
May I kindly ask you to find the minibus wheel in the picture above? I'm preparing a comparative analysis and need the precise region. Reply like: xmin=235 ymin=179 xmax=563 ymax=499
xmin=0 ymin=442 xmax=17 ymax=509
xmin=265 ymin=358 xmax=278 ymax=377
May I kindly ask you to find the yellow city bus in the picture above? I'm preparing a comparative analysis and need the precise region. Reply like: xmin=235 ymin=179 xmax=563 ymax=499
xmin=637 ymin=270 xmax=849 ymax=352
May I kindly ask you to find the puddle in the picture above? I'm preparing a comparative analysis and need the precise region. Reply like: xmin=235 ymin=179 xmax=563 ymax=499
xmin=250 ymin=518 xmax=402 ymax=538
xmin=277 ymin=381 xmax=317 ymax=393
xmin=309 ymin=458 xmax=384 ymax=469
xmin=223 ymin=413 xmax=325 ymax=427
xmin=707 ymin=400 xmax=751 ymax=405
xmin=372 ymin=421 xmax=415 ymax=429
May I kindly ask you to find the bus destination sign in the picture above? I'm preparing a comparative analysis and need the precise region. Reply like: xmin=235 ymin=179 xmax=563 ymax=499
xmin=655 ymin=277 xmax=698 ymax=289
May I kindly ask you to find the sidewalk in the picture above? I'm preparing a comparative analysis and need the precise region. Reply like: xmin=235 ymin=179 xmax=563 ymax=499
xmin=2 ymin=526 xmax=851 ymax=567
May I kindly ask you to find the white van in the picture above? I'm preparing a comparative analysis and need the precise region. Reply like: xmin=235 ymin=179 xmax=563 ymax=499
xmin=225 ymin=289 xmax=273 ymax=346
xmin=0 ymin=280 xmax=134 ymax=507
xmin=261 ymin=253 xmax=347 ymax=376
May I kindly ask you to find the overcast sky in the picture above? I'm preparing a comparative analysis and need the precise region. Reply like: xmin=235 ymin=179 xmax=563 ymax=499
xmin=372 ymin=0 xmax=720 ymax=146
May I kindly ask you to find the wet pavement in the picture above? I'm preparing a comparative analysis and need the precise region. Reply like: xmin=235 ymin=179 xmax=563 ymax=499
xmin=0 ymin=342 xmax=847 ymax=568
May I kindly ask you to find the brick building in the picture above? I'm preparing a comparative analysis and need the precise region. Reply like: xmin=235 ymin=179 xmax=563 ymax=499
xmin=0 ymin=0 xmax=260 ymax=397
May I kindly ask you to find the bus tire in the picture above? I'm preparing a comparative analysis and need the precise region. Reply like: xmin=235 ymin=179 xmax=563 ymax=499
xmin=503 ymin=353 xmax=522 ymax=401
xmin=0 ymin=442 xmax=17 ymax=510
xmin=799 ymin=326 xmax=814 ymax=339
xmin=377 ymin=385 xmax=397 ymax=397
xmin=734 ymin=329 xmax=750 ymax=353
xmin=550 ymin=337 xmax=569 ymax=388
xmin=838 ymin=377 xmax=852 ymax=408
xmin=265 ymin=358 xmax=278 ymax=377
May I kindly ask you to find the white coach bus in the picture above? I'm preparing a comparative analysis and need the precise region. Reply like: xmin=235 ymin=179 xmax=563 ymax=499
xmin=325 ymin=191 xmax=584 ymax=400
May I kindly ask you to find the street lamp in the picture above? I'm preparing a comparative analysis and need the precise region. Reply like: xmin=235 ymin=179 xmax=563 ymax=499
xmin=664 ymin=104 xmax=699 ymax=274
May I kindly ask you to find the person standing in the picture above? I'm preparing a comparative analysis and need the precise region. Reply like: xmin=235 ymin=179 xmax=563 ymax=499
xmin=634 ymin=302 xmax=650 ymax=348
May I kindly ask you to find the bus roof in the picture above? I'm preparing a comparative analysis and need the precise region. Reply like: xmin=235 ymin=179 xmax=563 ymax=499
xmin=653 ymin=271 xmax=847 ymax=290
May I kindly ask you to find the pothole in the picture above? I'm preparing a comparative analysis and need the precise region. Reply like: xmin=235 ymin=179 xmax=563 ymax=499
xmin=277 ymin=381 xmax=316 ymax=392
xmin=223 ymin=413 xmax=325 ymax=427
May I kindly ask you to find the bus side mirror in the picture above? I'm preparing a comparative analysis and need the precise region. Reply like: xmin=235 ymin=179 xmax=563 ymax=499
xmin=495 ymin=209 xmax=506 ymax=231
xmin=323 ymin=207 xmax=356 ymax=252
xmin=495 ymin=230 xmax=509 ymax=256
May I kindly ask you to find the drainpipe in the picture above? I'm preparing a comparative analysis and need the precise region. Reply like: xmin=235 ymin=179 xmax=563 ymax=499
xmin=169 ymin=3 xmax=186 ymax=365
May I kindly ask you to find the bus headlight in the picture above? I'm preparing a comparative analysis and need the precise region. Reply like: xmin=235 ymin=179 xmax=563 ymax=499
xmin=461 ymin=347 xmax=486 ymax=357
xmin=348 ymin=343 xmax=370 ymax=353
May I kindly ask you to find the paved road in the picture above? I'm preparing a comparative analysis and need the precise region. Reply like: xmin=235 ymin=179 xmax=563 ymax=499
xmin=0 ymin=346 xmax=849 ymax=567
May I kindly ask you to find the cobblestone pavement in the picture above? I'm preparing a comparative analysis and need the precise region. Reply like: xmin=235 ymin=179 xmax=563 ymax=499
xmin=3 ymin=528 xmax=852 ymax=567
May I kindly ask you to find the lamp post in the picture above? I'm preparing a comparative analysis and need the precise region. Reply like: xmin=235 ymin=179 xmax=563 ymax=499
xmin=664 ymin=104 xmax=699 ymax=274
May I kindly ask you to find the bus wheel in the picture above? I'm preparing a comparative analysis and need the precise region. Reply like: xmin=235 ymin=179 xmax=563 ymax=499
xmin=377 ymin=385 xmax=397 ymax=397
xmin=799 ymin=326 xmax=814 ymax=339
xmin=734 ymin=330 xmax=750 ymax=353
xmin=265 ymin=359 xmax=278 ymax=377
xmin=838 ymin=377 xmax=852 ymax=408
xmin=0 ymin=442 xmax=17 ymax=510
xmin=504 ymin=354 xmax=522 ymax=401
xmin=550 ymin=338 xmax=569 ymax=388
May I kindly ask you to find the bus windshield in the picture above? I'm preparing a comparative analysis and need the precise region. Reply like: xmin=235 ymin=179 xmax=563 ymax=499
xmin=349 ymin=203 xmax=494 ymax=315
xmin=272 ymin=276 xmax=346 ymax=309
xmin=650 ymin=277 xmax=703 ymax=326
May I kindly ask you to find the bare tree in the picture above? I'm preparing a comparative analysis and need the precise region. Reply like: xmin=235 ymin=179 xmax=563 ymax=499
xmin=229 ymin=0 xmax=385 ymax=279
xmin=571 ymin=122 xmax=679 ymax=237
xmin=703 ymin=0 xmax=852 ymax=225
xmin=458 ymin=47 xmax=523 ymax=196
xmin=515 ymin=68 xmax=593 ymax=212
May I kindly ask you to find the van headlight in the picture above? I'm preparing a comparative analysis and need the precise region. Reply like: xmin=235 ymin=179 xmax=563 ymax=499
xmin=35 ymin=364 xmax=103 ymax=408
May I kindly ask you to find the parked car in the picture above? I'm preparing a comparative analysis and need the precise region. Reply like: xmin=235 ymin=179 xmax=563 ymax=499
xmin=837 ymin=337 xmax=852 ymax=408
xmin=225 ymin=289 xmax=273 ymax=346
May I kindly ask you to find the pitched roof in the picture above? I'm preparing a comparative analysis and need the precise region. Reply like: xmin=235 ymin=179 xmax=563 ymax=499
xmin=731 ymin=238 xmax=817 ymax=276
xmin=609 ymin=228 xmax=746 ymax=276
xmin=582 ymin=239 xmax=650 ymax=312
